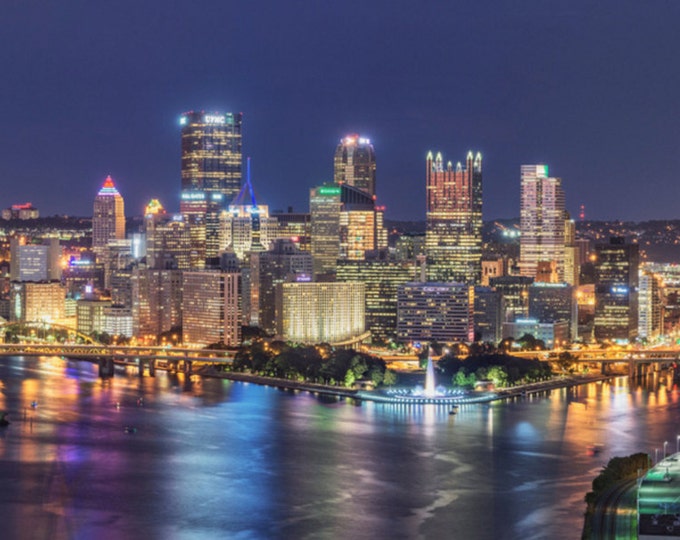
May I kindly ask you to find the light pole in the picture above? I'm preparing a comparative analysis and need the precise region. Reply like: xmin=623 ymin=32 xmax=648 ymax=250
xmin=664 ymin=441 xmax=669 ymax=458
xmin=656 ymin=448 xmax=659 ymax=464
xmin=676 ymin=435 xmax=680 ymax=454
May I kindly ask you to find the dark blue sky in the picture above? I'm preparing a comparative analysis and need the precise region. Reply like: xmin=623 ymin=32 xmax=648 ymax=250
xmin=2 ymin=1 xmax=680 ymax=221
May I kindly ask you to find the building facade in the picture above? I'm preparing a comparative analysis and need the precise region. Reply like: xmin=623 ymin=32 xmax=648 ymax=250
xmin=519 ymin=165 xmax=566 ymax=281
xmin=333 ymin=134 xmax=376 ymax=197
xmin=425 ymin=151 xmax=482 ymax=284
xmin=180 ymin=111 xmax=243 ymax=202
xmin=92 ymin=175 xmax=125 ymax=256
xmin=397 ymin=282 xmax=474 ymax=343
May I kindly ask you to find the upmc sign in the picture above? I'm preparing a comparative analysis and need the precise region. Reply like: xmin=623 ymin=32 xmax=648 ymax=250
xmin=204 ymin=115 xmax=225 ymax=124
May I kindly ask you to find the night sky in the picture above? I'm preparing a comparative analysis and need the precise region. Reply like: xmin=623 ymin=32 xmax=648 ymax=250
xmin=2 ymin=1 xmax=680 ymax=222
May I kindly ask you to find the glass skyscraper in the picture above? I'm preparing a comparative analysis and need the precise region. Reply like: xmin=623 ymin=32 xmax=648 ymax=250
xmin=180 ymin=111 xmax=243 ymax=203
xmin=425 ymin=151 xmax=482 ymax=284
xmin=333 ymin=135 xmax=376 ymax=198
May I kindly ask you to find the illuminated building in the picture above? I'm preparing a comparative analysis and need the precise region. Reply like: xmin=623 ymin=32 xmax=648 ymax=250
xmin=145 ymin=200 xmax=192 ymax=270
xmin=1 ymin=203 xmax=39 ymax=220
xmin=92 ymin=175 xmax=125 ymax=257
xmin=333 ymin=134 xmax=376 ymax=197
xmin=519 ymin=165 xmax=566 ymax=281
xmin=395 ymin=232 xmax=426 ymax=261
xmin=425 ymin=150 xmax=482 ymax=284
xmin=474 ymin=286 xmax=504 ymax=344
xmin=563 ymin=219 xmax=579 ymax=285
xmin=100 ymin=239 xmax=132 ymax=290
xmin=180 ymin=191 xmax=226 ymax=267
xmin=489 ymin=275 xmax=534 ymax=322
xmin=182 ymin=271 xmax=241 ymax=347
xmin=528 ymin=282 xmax=577 ymax=341
xmin=396 ymin=282 xmax=474 ymax=343
xmin=10 ymin=281 xmax=65 ymax=323
xmin=271 ymin=209 xmax=311 ymax=252
xmin=248 ymin=239 xmax=313 ymax=333
xmin=103 ymin=306 xmax=133 ymax=338
xmin=10 ymin=237 xmax=61 ymax=282
xmin=220 ymin=204 xmax=278 ymax=260
xmin=310 ymin=184 xmax=386 ymax=278
xmin=481 ymin=257 xmax=507 ymax=287
xmin=501 ymin=319 xmax=569 ymax=349
xmin=76 ymin=297 xmax=111 ymax=335
xmin=336 ymin=251 xmax=415 ymax=342
xmin=180 ymin=111 xmax=243 ymax=202
xmin=638 ymin=270 xmax=663 ymax=341
xmin=593 ymin=237 xmax=639 ymax=342
xmin=277 ymin=280 xmax=365 ymax=344
xmin=131 ymin=268 xmax=183 ymax=340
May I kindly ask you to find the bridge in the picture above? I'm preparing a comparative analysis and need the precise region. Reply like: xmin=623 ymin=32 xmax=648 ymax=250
xmin=511 ymin=348 xmax=680 ymax=379
xmin=0 ymin=343 xmax=237 ymax=378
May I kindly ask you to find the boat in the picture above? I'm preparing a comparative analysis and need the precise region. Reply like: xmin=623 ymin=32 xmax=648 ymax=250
xmin=124 ymin=426 xmax=137 ymax=434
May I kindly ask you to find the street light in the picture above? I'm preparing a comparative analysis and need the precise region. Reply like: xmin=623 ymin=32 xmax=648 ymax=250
xmin=676 ymin=435 xmax=680 ymax=454
xmin=664 ymin=441 xmax=669 ymax=458
xmin=656 ymin=448 xmax=659 ymax=464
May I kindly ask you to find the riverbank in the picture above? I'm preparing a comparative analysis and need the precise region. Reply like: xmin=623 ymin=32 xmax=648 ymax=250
xmin=194 ymin=366 xmax=611 ymax=404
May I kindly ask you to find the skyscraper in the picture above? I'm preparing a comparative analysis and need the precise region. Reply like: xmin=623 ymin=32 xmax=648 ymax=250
xmin=334 ymin=135 xmax=376 ymax=198
xmin=519 ymin=165 xmax=566 ymax=281
xmin=180 ymin=111 xmax=243 ymax=202
xmin=425 ymin=150 xmax=482 ymax=284
xmin=92 ymin=175 xmax=125 ymax=256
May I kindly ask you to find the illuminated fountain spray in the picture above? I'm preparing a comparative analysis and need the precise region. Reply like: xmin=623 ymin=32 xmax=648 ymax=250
xmin=424 ymin=348 xmax=436 ymax=398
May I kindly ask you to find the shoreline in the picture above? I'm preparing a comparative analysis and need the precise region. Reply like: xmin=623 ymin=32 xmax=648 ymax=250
xmin=194 ymin=366 xmax=612 ymax=404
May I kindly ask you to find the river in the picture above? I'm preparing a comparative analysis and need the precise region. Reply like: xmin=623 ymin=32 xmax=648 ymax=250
xmin=0 ymin=356 xmax=677 ymax=539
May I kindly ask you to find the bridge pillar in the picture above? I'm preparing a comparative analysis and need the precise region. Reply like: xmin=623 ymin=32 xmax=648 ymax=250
xmin=99 ymin=358 xmax=114 ymax=378
xmin=148 ymin=359 xmax=155 ymax=377
xmin=137 ymin=358 xmax=144 ymax=377
xmin=183 ymin=360 xmax=192 ymax=375
xmin=628 ymin=361 xmax=635 ymax=380
xmin=601 ymin=362 xmax=608 ymax=375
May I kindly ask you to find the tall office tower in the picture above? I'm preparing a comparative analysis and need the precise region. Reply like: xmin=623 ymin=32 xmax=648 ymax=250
xmin=131 ymin=268 xmax=183 ymax=341
xmin=334 ymin=135 xmax=376 ymax=197
xmin=425 ymin=150 xmax=483 ymax=284
xmin=337 ymin=251 xmax=415 ymax=342
xmin=593 ymin=237 xmax=639 ymax=342
xmin=489 ymin=275 xmax=534 ymax=322
xmin=10 ymin=237 xmax=62 ymax=282
xmin=474 ymin=286 xmax=504 ymax=344
xmin=145 ymin=200 xmax=192 ymax=270
xmin=528 ymin=282 xmax=577 ymax=341
xmin=277 ymin=279 xmax=365 ymax=344
xmin=180 ymin=111 xmax=243 ymax=202
xmin=183 ymin=271 xmax=241 ymax=347
xmin=638 ymin=270 xmax=663 ymax=341
xmin=519 ymin=165 xmax=566 ymax=281
xmin=396 ymin=282 xmax=474 ymax=343
xmin=179 ymin=192 xmax=208 ymax=269
xmin=249 ymin=239 xmax=313 ymax=332
xmin=310 ymin=184 xmax=383 ymax=278
xmin=92 ymin=175 xmax=125 ymax=256
xmin=563 ymin=218 xmax=579 ymax=286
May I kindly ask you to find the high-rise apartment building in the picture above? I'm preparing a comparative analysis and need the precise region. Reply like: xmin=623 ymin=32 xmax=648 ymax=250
xmin=519 ymin=165 xmax=566 ymax=281
xmin=180 ymin=111 xmax=243 ymax=202
xmin=334 ymin=135 xmax=376 ymax=198
xmin=593 ymin=237 xmax=639 ymax=342
xmin=425 ymin=151 xmax=482 ymax=284
xmin=92 ymin=175 xmax=125 ymax=256
xmin=131 ymin=268 xmax=183 ymax=341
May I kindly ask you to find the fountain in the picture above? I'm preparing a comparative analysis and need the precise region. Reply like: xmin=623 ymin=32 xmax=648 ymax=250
xmin=423 ymin=352 xmax=436 ymax=398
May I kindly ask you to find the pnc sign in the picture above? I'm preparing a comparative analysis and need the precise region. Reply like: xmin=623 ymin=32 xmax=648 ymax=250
xmin=204 ymin=115 xmax=226 ymax=124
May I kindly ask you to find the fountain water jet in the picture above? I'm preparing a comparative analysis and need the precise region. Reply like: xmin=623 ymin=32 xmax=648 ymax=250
xmin=424 ymin=350 xmax=436 ymax=397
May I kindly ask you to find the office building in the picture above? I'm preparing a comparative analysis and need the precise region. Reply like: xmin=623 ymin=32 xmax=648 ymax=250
xmin=638 ymin=270 xmax=663 ymax=341
xmin=396 ymin=282 xmax=474 ymax=343
xmin=593 ymin=237 xmax=639 ymax=342
xmin=271 ymin=209 xmax=311 ymax=252
xmin=131 ymin=268 xmax=183 ymax=341
xmin=519 ymin=165 xmax=566 ymax=281
xmin=501 ymin=319 xmax=569 ymax=349
xmin=183 ymin=271 xmax=241 ymax=347
xmin=425 ymin=151 xmax=482 ymax=284
xmin=277 ymin=280 xmax=365 ymax=345
xmin=76 ymin=297 xmax=112 ymax=336
xmin=1 ymin=203 xmax=39 ymax=220
xmin=180 ymin=111 xmax=243 ymax=202
xmin=474 ymin=286 xmax=504 ymax=344
xmin=337 ymin=251 xmax=415 ymax=342
xmin=489 ymin=275 xmax=534 ymax=322
xmin=248 ymin=239 xmax=313 ymax=333
xmin=145 ymin=200 xmax=192 ymax=270
xmin=333 ymin=134 xmax=376 ymax=197
xmin=10 ymin=281 xmax=65 ymax=323
xmin=220 ymin=204 xmax=278 ymax=260
xmin=528 ymin=282 xmax=577 ymax=341
xmin=92 ymin=175 xmax=125 ymax=256
xmin=10 ymin=237 xmax=61 ymax=282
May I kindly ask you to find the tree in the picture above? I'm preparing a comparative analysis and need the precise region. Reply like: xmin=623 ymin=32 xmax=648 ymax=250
xmin=344 ymin=369 xmax=356 ymax=388
xmin=383 ymin=369 xmax=398 ymax=386
xmin=486 ymin=365 xmax=509 ymax=388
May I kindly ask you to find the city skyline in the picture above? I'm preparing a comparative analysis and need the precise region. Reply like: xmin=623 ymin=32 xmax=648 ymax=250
xmin=2 ymin=2 xmax=680 ymax=222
